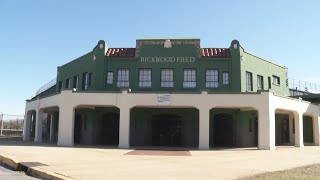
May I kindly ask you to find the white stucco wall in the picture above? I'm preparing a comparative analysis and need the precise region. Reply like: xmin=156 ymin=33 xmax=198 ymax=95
xmin=24 ymin=90 xmax=320 ymax=150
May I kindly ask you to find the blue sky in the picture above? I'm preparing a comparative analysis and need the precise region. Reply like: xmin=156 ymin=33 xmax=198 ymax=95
xmin=1 ymin=0 xmax=320 ymax=116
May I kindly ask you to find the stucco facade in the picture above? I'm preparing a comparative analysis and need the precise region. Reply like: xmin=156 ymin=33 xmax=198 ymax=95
xmin=23 ymin=39 xmax=320 ymax=150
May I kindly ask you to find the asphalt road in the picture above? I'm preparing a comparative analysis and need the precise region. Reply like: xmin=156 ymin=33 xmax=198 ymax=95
xmin=0 ymin=165 xmax=38 ymax=180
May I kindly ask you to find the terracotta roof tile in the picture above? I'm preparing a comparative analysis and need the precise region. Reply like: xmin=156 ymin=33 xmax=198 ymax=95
xmin=106 ymin=48 xmax=135 ymax=58
xmin=200 ymin=48 xmax=230 ymax=58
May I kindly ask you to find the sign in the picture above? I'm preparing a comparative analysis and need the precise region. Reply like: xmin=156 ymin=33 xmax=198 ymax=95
xmin=158 ymin=94 xmax=171 ymax=105
xmin=141 ymin=56 xmax=195 ymax=63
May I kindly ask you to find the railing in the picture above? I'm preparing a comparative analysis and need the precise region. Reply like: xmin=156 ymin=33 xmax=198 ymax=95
xmin=289 ymin=78 xmax=320 ymax=94
xmin=35 ymin=78 xmax=57 ymax=96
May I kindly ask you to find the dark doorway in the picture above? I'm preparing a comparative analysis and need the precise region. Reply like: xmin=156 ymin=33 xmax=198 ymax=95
xmin=303 ymin=116 xmax=314 ymax=144
xmin=100 ymin=113 xmax=119 ymax=145
xmin=213 ymin=114 xmax=234 ymax=147
xmin=275 ymin=118 xmax=289 ymax=145
xmin=152 ymin=114 xmax=182 ymax=146
xmin=74 ymin=114 xmax=82 ymax=144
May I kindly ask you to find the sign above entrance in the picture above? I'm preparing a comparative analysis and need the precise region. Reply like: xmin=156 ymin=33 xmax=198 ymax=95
xmin=141 ymin=57 xmax=195 ymax=63
xmin=157 ymin=94 xmax=171 ymax=105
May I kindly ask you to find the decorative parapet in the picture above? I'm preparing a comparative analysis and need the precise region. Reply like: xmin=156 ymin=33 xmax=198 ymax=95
xmin=135 ymin=39 xmax=201 ymax=57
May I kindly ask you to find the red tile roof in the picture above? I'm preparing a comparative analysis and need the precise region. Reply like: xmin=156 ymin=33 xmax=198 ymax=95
xmin=106 ymin=48 xmax=135 ymax=58
xmin=200 ymin=48 xmax=231 ymax=58
xmin=105 ymin=48 xmax=230 ymax=58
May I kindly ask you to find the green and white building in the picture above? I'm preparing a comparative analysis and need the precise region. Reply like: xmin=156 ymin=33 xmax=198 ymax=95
xmin=23 ymin=38 xmax=320 ymax=150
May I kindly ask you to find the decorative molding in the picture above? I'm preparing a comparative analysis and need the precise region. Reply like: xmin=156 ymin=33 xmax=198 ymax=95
xmin=135 ymin=39 xmax=200 ymax=57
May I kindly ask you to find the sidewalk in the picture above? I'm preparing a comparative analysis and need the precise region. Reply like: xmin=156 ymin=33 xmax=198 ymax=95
xmin=1 ymin=139 xmax=320 ymax=180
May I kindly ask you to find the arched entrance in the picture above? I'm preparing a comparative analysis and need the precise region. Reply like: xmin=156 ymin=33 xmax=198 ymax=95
xmin=130 ymin=107 xmax=199 ymax=148
xmin=74 ymin=106 xmax=119 ymax=146
xmin=210 ymin=108 xmax=258 ymax=148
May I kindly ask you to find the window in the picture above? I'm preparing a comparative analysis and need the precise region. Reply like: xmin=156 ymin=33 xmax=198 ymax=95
xmin=249 ymin=119 xmax=253 ymax=132
xmin=272 ymin=75 xmax=280 ymax=85
xmin=117 ymin=69 xmax=129 ymax=88
xmin=161 ymin=69 xmax=174 ymax=88
xmin=257 ymin=75 xmax=264 ymax=90
xmin=65 ymin=78 xmax=71 ymax=89
xmin=73 ymin=75 xmax=79 ymax=89
xmin=206 ymin=69 xmax=219 ymax=88
xmin=222 ymin=71 xmax=229 ymax=85
xmin=58 ymin=81 xmax=63 ymax=91
xmin=183 ymin=69 xmax=196 ymax=88
xmin=82 ymin=72 xmax=89 ymax=90
xmin=139 ymin=69 xmax=152 ymax=88
xmin=106 ymin=71 xmax=113 ymax=85
xmin=88 ymin=73 xmax=92 ymax=87
xmin=246 ymin=72 xmax=253 ymax=91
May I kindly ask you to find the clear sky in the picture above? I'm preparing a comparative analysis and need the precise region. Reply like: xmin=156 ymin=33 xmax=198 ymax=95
xmin=1 ymin=0 xmax=320 ymax=116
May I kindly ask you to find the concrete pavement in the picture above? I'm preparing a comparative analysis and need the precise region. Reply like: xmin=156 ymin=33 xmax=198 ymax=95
xmin=0 ymin=141 xmax=320 ymax=179
xmin=0 ymin=165 xmax=38 ymax=180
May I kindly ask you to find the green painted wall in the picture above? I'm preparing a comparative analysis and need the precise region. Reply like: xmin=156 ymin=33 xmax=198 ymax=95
xmin=56 ymin=40 xmax=106 ymax=92
xmin=240 ymin=47 xmax=289 ymax=96
xmin=49 ymin=39 xmax=290 ymax=97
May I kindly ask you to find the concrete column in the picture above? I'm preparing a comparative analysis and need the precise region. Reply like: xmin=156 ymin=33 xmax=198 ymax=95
xmin=294 ymin=112 xmax=304 ymax=147
xmin=258 ymin=106 xmax=276 ymax=150
xmin=23 ymin=111 xmax=32 ymax=141
xmin=49 ymin=114 xmax=55 ymax=142
xmin=313 ymin=115 xmax=320 ymax=146
xmin=34 ymin=110 xmax=43 ymax=143
xmin=198 ymin=107 xmax=210 ymax=150
xmin=58 ymin=105 xmax=75 ymax=146
xmin=118 ymin=106 xmax=130 ymax=148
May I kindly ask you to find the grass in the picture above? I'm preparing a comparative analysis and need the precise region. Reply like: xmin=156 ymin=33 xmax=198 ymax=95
xmin=240 ymin=164 xmax=320 ymax=180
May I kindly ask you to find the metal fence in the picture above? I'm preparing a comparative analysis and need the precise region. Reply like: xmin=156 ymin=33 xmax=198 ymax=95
xmin=289 ymin=78 xmax=320 ymax=94
xmin=0 ymin=113 xmax=24 ymax=137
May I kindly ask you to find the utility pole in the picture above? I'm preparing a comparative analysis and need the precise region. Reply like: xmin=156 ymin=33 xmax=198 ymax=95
xmin=0 ymin=113 xmax=3 ymax=136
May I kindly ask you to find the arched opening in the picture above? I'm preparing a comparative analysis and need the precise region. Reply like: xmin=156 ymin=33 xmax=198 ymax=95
xmin=210 ymin=108 xmax=258 ymax=148
xmin=130 ymin=107 xmax=199 ymax=148
xmin=73 ymin=106 xmax=119 ymax=146
xmin=42 ymin=107 xmax=59 ymax=143
xmin=275 ymin=110 xmax=295 ymax=146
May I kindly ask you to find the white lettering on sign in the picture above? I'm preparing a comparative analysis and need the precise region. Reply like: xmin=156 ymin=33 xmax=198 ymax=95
xmin=141 ymin=57 xmax=196 ymax=63
xmin=157 ymin=94 xmax=171 ymax=105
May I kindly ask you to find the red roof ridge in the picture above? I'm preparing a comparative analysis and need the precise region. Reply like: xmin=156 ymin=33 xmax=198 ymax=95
xmin=106 ymin=48 xmax=136 ymax=58
xmin=200 ymin=48 xmax=230 ymax=58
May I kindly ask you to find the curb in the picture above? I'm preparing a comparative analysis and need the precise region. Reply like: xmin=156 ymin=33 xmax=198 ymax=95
xmin=0 ymin=154 xmax=74 ymax=180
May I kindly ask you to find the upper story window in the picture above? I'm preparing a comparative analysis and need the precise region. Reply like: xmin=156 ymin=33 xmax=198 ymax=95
xmin=183 ymin=69 xmax=196 ymax=88
xmin=82 ymin=72 xmax=90 ymax=90
xmin=222 ymin=71 xmax=229 ymax=85
xmin=106 ymin=71 xmax=113 ymax=85
xmin=257 ymin=75 xmax=264 ymax=90
xmin=88 ymin=72 xmax=92 ymax=87
xmin=246 ymin=71 xmax=253 ymax=91
xmin=65 ymin=78 xmax=71 ymax=89
xmin=206 ymin=69 xmax=219 ymax=88
xmin=117 ymin=69 xmax=129 ymax=88
xmin=161 ymin=69 xmax=174 ymax=88
xmin=73 ymin=75 xmax=79 ymax=89
xmin=139 ymin=69 xmax=152 ymax=88
xmin=272 ymin=75 xmax=280 ymax=85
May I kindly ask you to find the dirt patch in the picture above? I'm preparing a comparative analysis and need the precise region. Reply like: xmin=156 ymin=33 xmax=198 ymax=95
xmin=240 ymin=164 xmax=320 ymax=180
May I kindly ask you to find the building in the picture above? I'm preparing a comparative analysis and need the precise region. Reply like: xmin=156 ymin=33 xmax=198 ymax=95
xmin=23 ymin=38 xmax=320 ymax=150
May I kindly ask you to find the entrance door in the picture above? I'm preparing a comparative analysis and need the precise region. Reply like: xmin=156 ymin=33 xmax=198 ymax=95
xmin=152 ymin=114 xmax=182 ymax=146
xmin=101 ymin=113 xmax=119 ymax=145
xmin=74 ymin=114 xmax=82 ymax=144
xmin=213 ymin=114 xmax=234 ymax=147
